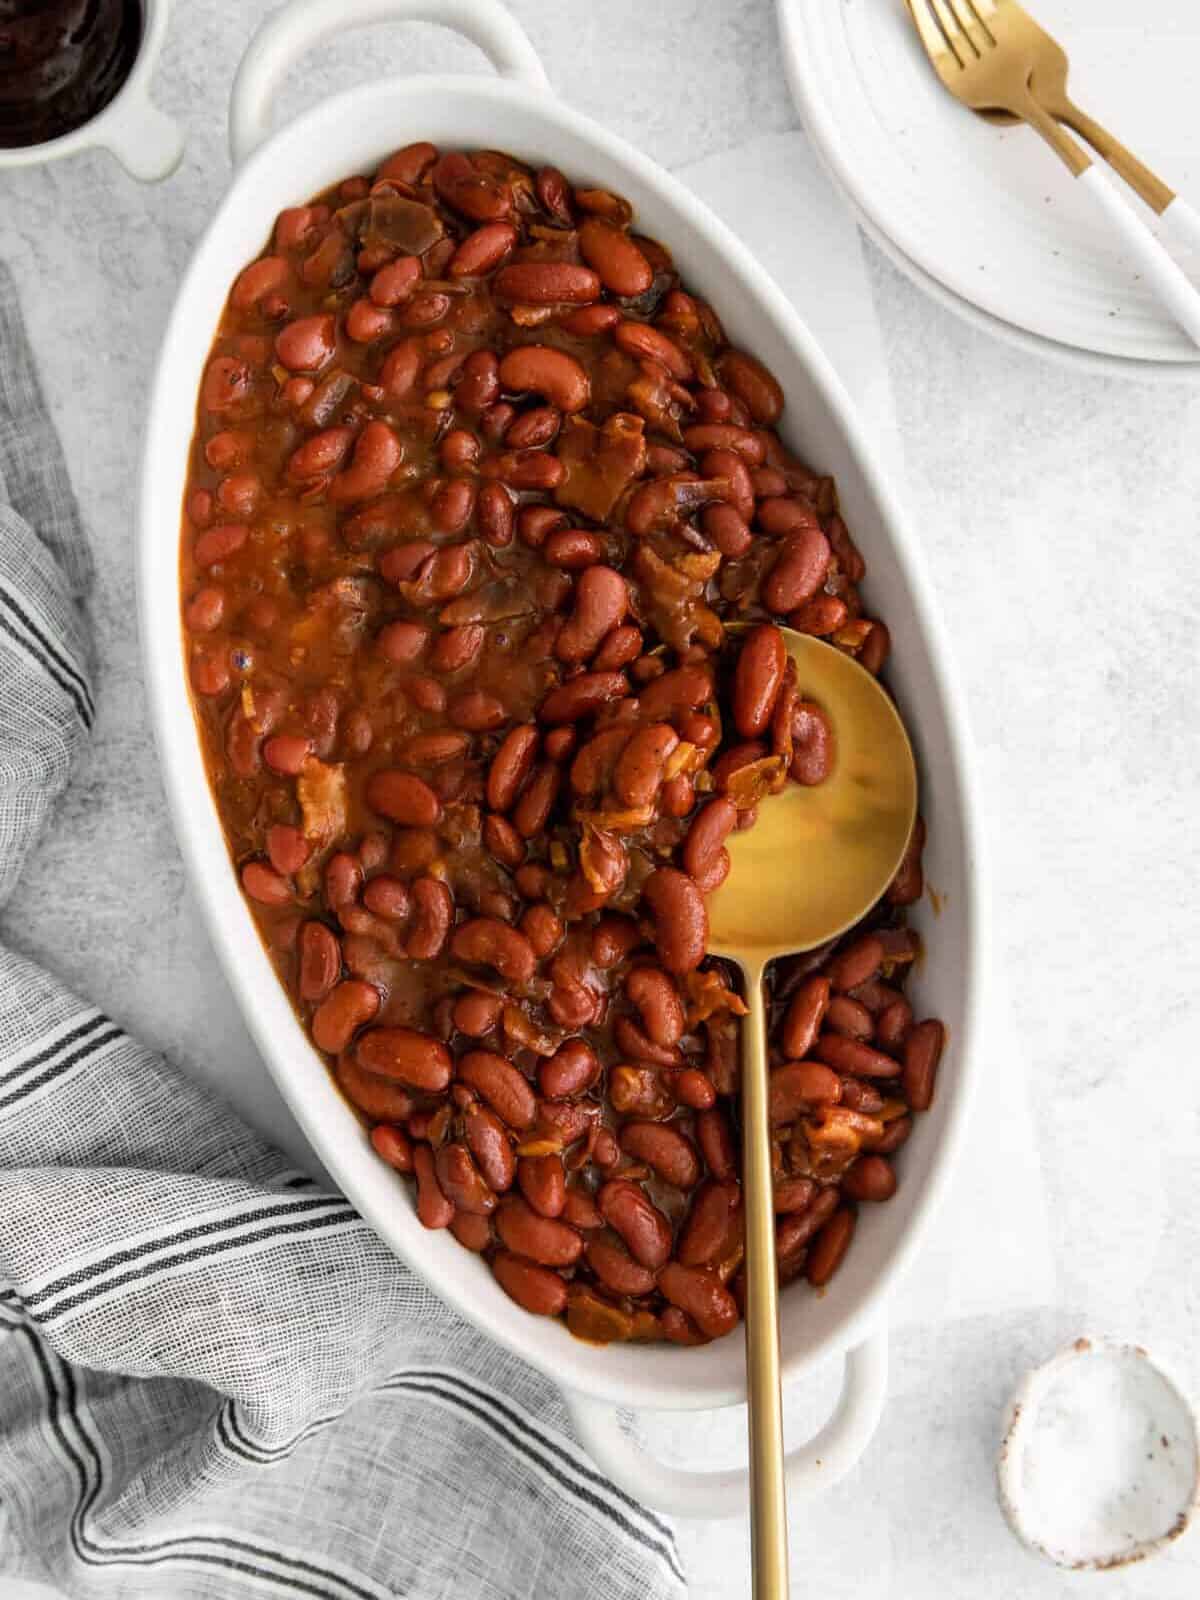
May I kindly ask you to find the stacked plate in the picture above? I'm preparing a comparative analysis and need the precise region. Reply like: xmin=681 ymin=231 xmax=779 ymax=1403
xmin=777 ymin=0 xmax=1200 ymax=376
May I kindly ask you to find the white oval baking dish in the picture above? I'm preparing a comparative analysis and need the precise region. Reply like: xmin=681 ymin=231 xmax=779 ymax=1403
xmin=138 ymin=0 xmax=985 ymax=1518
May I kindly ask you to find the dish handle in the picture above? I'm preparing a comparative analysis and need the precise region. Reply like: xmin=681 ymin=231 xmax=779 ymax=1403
xmin=564 ymin=1326 xmax=888 ymax=1519
xmin=229 ymin=0 xmax=550 ymax=169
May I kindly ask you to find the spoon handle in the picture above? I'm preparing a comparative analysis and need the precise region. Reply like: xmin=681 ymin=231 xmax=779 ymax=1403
xmin=742 ymin=964 xmax=789 ymax=1599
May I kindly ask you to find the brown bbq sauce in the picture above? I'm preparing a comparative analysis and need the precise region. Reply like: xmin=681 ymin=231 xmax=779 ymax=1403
xmin=0 ymin=0 xmax=141 ymax=149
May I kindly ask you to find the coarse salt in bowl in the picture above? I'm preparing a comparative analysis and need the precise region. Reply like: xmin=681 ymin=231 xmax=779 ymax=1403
xmin=997 ymin=1338 xmax=1200 ymax=1569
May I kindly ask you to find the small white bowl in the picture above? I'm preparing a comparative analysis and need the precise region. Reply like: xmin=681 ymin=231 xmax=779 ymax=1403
xmin=0 ymin=0 xmax=182 ymax=183
xmin=998 ymin=1338 xmax=1200 ymax=1570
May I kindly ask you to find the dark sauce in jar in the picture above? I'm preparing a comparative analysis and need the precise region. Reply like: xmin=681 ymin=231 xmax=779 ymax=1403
xmin=0 ymin=0 xmax=143 ymax=149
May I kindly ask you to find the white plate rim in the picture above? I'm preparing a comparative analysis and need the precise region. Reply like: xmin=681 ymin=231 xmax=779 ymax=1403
xmin=775 ymin=0 xmax=1200 ymax=380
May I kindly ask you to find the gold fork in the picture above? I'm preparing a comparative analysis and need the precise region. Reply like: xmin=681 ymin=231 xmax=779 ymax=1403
xmin=906 ymin=0 xmax=1200 ymax=347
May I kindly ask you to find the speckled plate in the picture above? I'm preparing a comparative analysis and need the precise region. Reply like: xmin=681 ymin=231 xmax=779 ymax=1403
xmin=777 ymin=0 xmax=1200 ymax=375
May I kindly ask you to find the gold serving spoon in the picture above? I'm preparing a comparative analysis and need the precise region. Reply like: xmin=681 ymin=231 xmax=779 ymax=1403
xmin=707 ymin=628 xmax=918 ymax=1600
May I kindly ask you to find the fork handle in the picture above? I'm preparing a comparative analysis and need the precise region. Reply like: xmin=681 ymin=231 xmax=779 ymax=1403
xmin=1075 ymin=166 xmax=1200 ymax=348
xmin=1158 ymin=199 xmax=1200 ymax=264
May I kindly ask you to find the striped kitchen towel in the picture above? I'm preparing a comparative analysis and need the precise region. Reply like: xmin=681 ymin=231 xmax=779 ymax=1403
xmin=0 ymin=264 xmax=684 ymax=1599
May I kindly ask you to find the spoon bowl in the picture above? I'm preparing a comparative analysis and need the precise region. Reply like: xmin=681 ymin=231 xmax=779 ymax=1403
xmin=709 ymin=631 xmax=918 ymax=960
xmin=712 ymin=626 xmax=918 ymax=1599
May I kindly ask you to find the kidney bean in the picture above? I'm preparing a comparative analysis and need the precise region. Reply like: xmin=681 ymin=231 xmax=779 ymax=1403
xmin=450 ymin=1212 xmax=492 ymax=1252
xmin=757 ymin=497 xmax=821 ymax=538
xmin=376 ymin=141 xmax=437 ymax=183
xmin=457 ymin=1049 xmax=536 ymax=1129
xmin=806 ymin=1207 xmax=855 ymax=1287
xmin=240 ymin=860 xmax=289 ymax=906
xmin=597 ymin=1179 xmax=672 ymax=1270
xmin=276 ymin=314 xmax=335 ymax=371
xmin=577 ymin=219 xmax=653 ymax=297
xmin=762 ymin=526 xmax=831 ymax=614
xmin=370 ymin=1123 xmax=414 ymax=1173
xmin=611 ymin=723 xmax=676 ymax=809
xmin=557 ymin=304 xmax=619 ymax=337
xmin=503 ymin=405 xmax=559 ymax=452
xmin=355 ymin=1027 xmax=452 ymax=1092
xmin=658 ymin=1263 xmax=738 ymax=1340
xmin=311 ymin=979 xmax=380 ymax=1054
xmin=827 ymin=935 xmax=884 ymax=993
xmin=492 ymin=1251 xmax=567 ymax=1317
xmin=624 ymin=967 xmax=685 ymax=1048
xmin=838 ymin=1077 xmax=884 ymax=1115
xmin=539 ymin=1038 xmax=599 ymax=1101
xmin=789 ymin=594 xmax=848 ymax=637
xmin=681 ymin=796 xmax=737 ymax=890
xmin=676 ymin=1181 xmax=739 ymax=1268
xmin=539 ymin=671 xmax=628 ymax=724
xmin=194 ymin=523 xmax=248 ymax=569
xmin=471 ymin=481 xmax=511 ymax=549
xmin=586 ymin=1236 xmax=657 ymax=1297
xmin=512 ymin=764 xmax=560 ymax=838
xmin=773 ymin=1176 xmax=816 ymax=1215
xmin=365 ymin=770 xmax=442 ymax=826
xmin=888 ymin=816 xmax=926 ymax=907
xmin=453 ymin=348 xmax=500 ymax=413
xmin=498 ymin=346 xmax=589 ymax=414
xmin=518 ymin=1153 xmax=567 ymax=1218
xmin=696 ymin=1107 xmax=737 ymax=1181
xmin=663 ymin=1068 xmax=712 ymax=1112
xmin=701 ymin=503 xmax=753 ymax=558
xmin=495 ymin=1197 xmax=582 ymax=1267
xmin=480 ymin=726 xmax=535 ymax=814
xmin=330 ymin=421 xmax=403 ymax=504
xmin=776 ymin=1187 xmax=838 ymax=1265
xmin=720 ymin=350 xmax=784 ymax=424
xmin=874 ymin=999 xmax=912 ymax=1055
xmin=432 ymin=151 xmax=511 ymax=221
xmin=635 ymin=663 xmax=713 ymax=722
xmin=789 ymin=700 xmax=835 ymax=787
xmin=825 ymin=995 xmax=875 ymax=1041
xmin=779 ymin=975 xmax=830 ymax=1060
xmin=336 ymin=1054 xmax=414 ymax=1122
xmin=902 ymin=1020 xmax=944 ymax=1111
xmin=732 ymin=624 xmax=787 ymax=738
xmin=619 ymin=1122 xmax=701 ymax=1188
xmin=464 ymin=1103 xmax=516 ymax=1192
xmin=614 ymin=320 xmax=691 ymax=380
xmin=434 ymin=1143 xmax=496 ymax=1216
xmin=873 ymin=1114 xmax=913 ymax=1156
xmin=266 ymin=825 xmax=309 ymax=877
xmin=480 ymin=814 xmax=521 ymax=870
xmin=452 ymin=990 xmax=501 ymax=1038
xmin=345 ymin=298 xmax=393 ymax=343
xmin=359 ymin=876 xmax=408 ymax=922
xmin=412 ymin=1144 xmax=455 ymax=1230
xmin=643 ymin=868 xmax=707 ymax=974
xmin=406 ymin=877 xmax=453 ymax=961
xmin=843 ymin=1154 xmax=896 ymax=1203
xmin=442 ymin=689 xmax=501 ymax=732
xmin=445 ymin=220 xmax=516 ymax=278
xmin=769 ymin=1062 xmax=842 ymax=1125
xmin=562 ymin=1189 xmax=603 ymax=1231
xmin=683 ymin=422 xmax=765 ymax=464
xmin=813 ymin=1034 xmax=902 ymax=1080
xmin=495 ymin=262 xmax=601 ymax=305
xmin=296 ymin=923 xmax=340 ymax=1004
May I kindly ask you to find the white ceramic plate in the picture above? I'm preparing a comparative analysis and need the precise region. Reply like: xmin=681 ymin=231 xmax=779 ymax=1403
xmin=778 ymin=0 xmax=1200 ymax=374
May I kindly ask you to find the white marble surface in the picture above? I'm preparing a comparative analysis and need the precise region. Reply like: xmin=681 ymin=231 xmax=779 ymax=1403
xmin=3 ymin=2 xmax=1200 ymax=1596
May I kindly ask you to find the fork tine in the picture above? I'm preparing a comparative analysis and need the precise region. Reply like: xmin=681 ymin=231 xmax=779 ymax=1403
xmin=927 ymin=0 xmax=978 ymax=64
xmin=948 ymin=0 xmax=997 ymax=48
xmin=944 ymin=0 xmax=993 ymax=53
xmin=906 ymin=0 xmax=963 ymax=72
